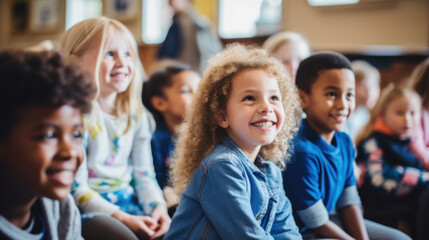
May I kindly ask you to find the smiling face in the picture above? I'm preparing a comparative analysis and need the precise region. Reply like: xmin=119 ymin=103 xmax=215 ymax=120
xmin=157 ymin=70 xmax=201 ymax=125
xmin=383 ymin=95 xmax=421 ymax=139
xmin=0 ymin=105 xmax=84 ymax=200
xmin=301 ymin=68 xmax=355 ymax=143
xmin=80 ymin=31 xmax=135 ymax=98
xmin=218 ymin=69 xmax=285 ymax=159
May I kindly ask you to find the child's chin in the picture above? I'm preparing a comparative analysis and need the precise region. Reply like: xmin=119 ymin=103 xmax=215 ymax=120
xmin=45 ymin=188 xmax=72 ymax=200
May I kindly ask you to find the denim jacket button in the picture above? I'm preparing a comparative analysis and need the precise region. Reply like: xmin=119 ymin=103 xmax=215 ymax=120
xmin=256 ymin=214 xmax=262 ymax=220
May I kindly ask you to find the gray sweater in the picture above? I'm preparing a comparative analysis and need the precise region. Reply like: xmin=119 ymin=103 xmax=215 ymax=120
xmin=0 ymin=194 xmax=82 ymax=240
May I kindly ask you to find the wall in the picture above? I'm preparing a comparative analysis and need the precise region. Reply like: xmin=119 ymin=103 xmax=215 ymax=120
xmin=283 ymin=0 xmax=429 ymax=52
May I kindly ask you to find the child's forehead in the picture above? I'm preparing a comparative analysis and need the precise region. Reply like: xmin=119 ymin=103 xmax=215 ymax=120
xmin=312 ymin=68 xmax=354 ymax=86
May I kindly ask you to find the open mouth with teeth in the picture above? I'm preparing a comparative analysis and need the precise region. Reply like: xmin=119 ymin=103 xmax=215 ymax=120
xmin=46 ymin=169 xmax=75 ymax=186
xmin=251 ymin=121 xmax=276 ymax=128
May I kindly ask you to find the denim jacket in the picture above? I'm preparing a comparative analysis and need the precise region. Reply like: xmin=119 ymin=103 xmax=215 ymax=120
xmin=165 ymin=137 xmax=301 ymax=240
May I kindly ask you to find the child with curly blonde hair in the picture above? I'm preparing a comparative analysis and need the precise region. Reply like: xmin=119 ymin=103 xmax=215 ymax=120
xmin=165 ymin=44 xmax=302 ymax=239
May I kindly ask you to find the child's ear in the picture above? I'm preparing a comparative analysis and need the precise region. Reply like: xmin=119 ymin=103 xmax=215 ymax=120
xmin=298 ymin=89 xmax=309 ymax=109
xmin=216 ymin=110 xmax=229 ymax=128
xmin=151 ymin=96 xmax=168 ymax=113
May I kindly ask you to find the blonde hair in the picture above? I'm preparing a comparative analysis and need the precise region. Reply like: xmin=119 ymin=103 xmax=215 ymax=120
xmin=60 ymin=16 xmax=145 ymax=131
xmin=351 ymin=60 xmax=380 ymax=85
xmin=171 ymin=44 xmax=301 ymax=194
xmin=408 ymin=57 xmax=429 ymax=109
xmin=355 ymin=84 xmax=421 ymax=145
xmin=262 ymin=31 xmax=310 ymax=56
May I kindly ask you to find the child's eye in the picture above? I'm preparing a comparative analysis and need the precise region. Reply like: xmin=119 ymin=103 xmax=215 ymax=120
xmin=35 ymin=130 xmax=56 ymax=140
xmin=125 ymin=52 xmax=131 ymax=57
xmin=106 ymin=51 xmax=114 ymax=57
xmin=270 ymin=95 xmax=280 ymax=101
xmin=72 ymin=130 xmax=83 ymax=139
xmin=326 ymin=92 xmax=336 ymax=98
xmin=347 ymin=92 xmax=355 ymax=99
xmin=242 ymin=96 xmax=255 ymax=101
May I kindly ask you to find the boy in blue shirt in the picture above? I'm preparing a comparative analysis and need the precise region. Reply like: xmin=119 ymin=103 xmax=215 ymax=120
xmin=283 ymin=52 xmax=411 ymax=240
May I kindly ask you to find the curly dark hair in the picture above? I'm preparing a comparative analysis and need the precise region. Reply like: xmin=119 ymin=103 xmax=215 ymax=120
xmin=0 ymin=50 xmax=95 ymax=142
xmin=296 ymin=51 xmax=352 ymax=93
xmin=142 ymin=64 xmax=191 ymax=121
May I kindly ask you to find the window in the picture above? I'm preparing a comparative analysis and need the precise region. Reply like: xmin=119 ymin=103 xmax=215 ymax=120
xmin=218 ymin=0 xmax=282 ymax=39
xmin=307 ymin=0 xmax=359 ymax=7
xmin=65 ymin=0 xmax=102 ymax=30
xmin=141 ymin=0 xmax=171 ymax=44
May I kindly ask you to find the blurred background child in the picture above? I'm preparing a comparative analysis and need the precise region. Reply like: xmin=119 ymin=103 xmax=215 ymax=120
xmin=408 ymin=58 xmax=429 ymax=170
xmin=142 ymin=64 xmax=200 ymax=209
xmin=61 ymin=16 xmax=170 ymax=239
xmin=0 ymin=50 xmax=94 ymax=239
xmin=355 ymin=85 xmax=429 ymax=240
xmin=262 ymin=31 xmax=311 ymax=82
xmin=344 ymin=60 xmax=381 ymax=143
xmin=165 ymin=44 xmax=302 ymax=239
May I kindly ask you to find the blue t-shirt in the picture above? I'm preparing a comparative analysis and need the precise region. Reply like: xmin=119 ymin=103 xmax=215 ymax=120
xmin=151 ymin=120 xmax=175 ymax=189
xmin=283 ymin=120 xmax=360 ymax=232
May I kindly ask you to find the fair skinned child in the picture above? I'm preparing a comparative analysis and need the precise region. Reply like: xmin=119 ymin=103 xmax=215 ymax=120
xmin=0 ymin=50 xmax=94 ymax=239
xmin=165 ymin=44 xmax=302 ymax=239
xmin=344 ymin=60 xmax=381 ymax=142
xmin=408 ymin=58 xmax=429 ymax=170
xmin=142 ymin=64 xmax=200 ymax=207
xmin=262 ymin=31 xmax=311 ymax=82
xmin=283 ymin=52 xmax=411 ymax=240
xmin=355 ymin=85 xmax=429 ymax=240
xmin=61 ymin=16 xmax=170 ymax=239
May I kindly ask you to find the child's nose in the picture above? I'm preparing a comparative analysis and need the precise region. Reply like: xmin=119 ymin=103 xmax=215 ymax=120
xmin=115 ymin=55 xmax=125 ymax=67
xmin=57 ymin=138 xmax=78 ymax=161
xmin=258 ymin=100 xmax=273 ymax=114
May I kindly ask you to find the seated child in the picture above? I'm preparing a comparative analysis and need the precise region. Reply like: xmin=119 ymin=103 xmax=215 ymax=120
xmin=356 ymin=84 xmax=429 ymax=240
xmin=283 ymin=52 xmax=411 ymax=240
xmin=0 ymin=50 xmax=94 ymax=239
xmin=165 ymin=44 xmax=302 ymax=239
xmin=61 ymin=17 xmax=170 ymax=239
xmin=142 ymin=64 xmax=200 ymax=207
xmin=343 ymin=60 xmax=380 ymax=142
xmin=408 ymin=57 xmax=429 ymax=169
xmin=263 ymin=31 xmax=310 ymax=82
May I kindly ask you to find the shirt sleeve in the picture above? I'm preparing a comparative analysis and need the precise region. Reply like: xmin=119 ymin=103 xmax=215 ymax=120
xmin=199 ymin=159 xmax=274 ymax=240
xmin=271 ymin=183 xmax=303 ymax=239
xmin=72 ymin=133 xmax=120 ymax=215
xmin=131 ymin=113 xmax=165 ymax=214
xmin=358 ymin=137 xmax=426 ymax=197
xmin=283 ymin=152 xmax=329 ymax=229
xmin=336 ymin=185 xmax=362 ymax=210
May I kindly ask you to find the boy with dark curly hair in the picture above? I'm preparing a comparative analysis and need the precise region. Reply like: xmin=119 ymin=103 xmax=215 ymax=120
xmin=0 ymin=50 xmax=95 ymax=240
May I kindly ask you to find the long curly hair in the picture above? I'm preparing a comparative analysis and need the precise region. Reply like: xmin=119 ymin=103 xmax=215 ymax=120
xmin=171 ymin=44 xmax=301 ymax=194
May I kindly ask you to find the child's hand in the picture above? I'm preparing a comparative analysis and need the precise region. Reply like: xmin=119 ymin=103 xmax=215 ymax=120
xmin=150 ymin=204 xmax=171 ymax=239
xmin=112 ymin=210 xmax=158 ymax=239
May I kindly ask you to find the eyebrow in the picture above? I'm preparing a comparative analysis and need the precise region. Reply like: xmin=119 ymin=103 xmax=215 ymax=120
xmin=323 ymin=86 xmax=355 ymax=91
xmin=239 ymin=89 xmax=281 ymax=95
xmin=33 ymin=123 xmax=83 ymax=130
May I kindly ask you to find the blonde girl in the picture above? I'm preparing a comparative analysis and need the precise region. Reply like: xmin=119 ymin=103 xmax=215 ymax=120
xmin=262 ymin=31 xmax=310 ymax=81
xmin=356 ymin=85 xmax=429 ymax=240
xmin=165 ymin=44 xmax=302 ymax=239
xmin=61 ymin=17 xmax=170 ymax=239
